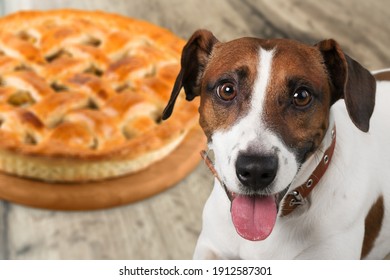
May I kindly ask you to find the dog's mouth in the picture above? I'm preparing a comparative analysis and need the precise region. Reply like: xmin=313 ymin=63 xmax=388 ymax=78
xmin=229 ymin=188 xmax=289 ymax=241
xmin=200 ymin=150 xmax=289 ymax=241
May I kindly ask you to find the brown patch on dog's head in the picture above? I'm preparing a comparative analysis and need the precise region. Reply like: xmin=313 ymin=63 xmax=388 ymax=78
xmin=261 ymin=38 xmax=376 ymax=162
xmin=198 ymin=37 xmax=261 ymax=140
xmin=163 ymin=30 xmax=262 ymax=141
xmin=261 ymin=39 xmax=333 ymax=162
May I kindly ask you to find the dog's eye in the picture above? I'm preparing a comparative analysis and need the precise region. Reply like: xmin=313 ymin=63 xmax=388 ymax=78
xmin=217 ymin=83 xmax=237 ymax=101
xmin=293 ymin=88 xmax=312 ymax=108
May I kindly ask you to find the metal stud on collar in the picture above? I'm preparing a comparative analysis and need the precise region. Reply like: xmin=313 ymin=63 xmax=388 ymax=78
xmin=289 ymin=190 xmax=304 ymax=206
xmin=306 ymin=178 xmax=313 ymax=188
xmin=331 ymin=129 xmax=336 ymax=139
xmin=324 ymin=154 xmax=329 ymax=164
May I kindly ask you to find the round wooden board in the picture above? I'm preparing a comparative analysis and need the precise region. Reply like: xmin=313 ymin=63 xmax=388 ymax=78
xmin=0 ymin=127 xmax=206 ymax=211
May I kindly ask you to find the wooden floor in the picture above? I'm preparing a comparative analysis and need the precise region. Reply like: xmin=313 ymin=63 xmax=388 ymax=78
xmin=0 ymin=0 xmax=389 ymax=259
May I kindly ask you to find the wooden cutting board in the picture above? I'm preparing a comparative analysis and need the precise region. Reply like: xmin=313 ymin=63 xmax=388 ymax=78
xmin=0 ymin=127 xmax=206 ymax=210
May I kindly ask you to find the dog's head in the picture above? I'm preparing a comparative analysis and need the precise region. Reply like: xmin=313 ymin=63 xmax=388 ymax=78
xmin=163 ymin=30 xmax=376 ymax=240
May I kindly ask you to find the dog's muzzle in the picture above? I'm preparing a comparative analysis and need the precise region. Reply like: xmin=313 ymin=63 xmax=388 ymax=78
xmin=200 ymin=125 xmax=337 ymax=241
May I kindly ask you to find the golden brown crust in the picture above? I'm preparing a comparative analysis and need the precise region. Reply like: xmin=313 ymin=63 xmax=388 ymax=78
xmin=0 ymin=10 xmax=198 ymax=181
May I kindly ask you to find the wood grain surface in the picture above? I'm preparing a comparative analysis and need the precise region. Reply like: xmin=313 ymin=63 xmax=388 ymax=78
xmin=0 ymin=0 xmax=389 ymax=260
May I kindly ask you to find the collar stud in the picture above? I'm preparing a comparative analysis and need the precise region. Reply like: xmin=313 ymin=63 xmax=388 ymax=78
xmin=324 ymin=154 xmax=329 ymax=164
xmin=306 ymin=178 xmax=313 ymax=188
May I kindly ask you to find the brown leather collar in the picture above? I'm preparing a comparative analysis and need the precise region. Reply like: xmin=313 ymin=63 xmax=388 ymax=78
xmin=200 ymin=150 xmax=234 ymax=201
xmin=200 ymin=125 xmax=337 ymax=217
xmin=280 ymin=125 xmax=336 ymax=216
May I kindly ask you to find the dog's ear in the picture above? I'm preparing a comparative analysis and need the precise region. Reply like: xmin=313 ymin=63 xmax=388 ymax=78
xmin=162 ymin=29 xmax=219 ymax=120
xmin=315 ymin=39 xmax=376 ymax=132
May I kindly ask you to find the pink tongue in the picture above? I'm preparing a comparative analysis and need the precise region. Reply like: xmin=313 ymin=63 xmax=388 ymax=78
xmin=231 ymin=195 xmax=277 ymax=241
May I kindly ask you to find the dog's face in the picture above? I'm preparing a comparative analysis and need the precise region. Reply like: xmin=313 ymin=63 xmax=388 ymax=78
xmin=198 ymin=38 xmax=333 ymax=197
xmin=163 ymin=30 xmax=375 ymax=240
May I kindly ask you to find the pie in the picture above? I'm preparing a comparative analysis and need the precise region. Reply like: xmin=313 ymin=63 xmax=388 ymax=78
xmin=0 ymin=10 xmax=198 ymax=182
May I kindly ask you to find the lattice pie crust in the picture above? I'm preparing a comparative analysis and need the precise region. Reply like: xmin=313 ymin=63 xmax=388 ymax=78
xmin=0 ymin=10 xmax=198 ymax=182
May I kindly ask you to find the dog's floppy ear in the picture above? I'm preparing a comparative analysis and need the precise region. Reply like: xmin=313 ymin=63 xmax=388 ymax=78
xmin=162 ymin=29 xmax=219 ymax=120
xmin=315 ymin=39 xmax=376 ymax=132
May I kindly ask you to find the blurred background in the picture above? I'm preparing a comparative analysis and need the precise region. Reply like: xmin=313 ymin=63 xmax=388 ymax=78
xmin=0 ymin=0 xmax=389 ymax=259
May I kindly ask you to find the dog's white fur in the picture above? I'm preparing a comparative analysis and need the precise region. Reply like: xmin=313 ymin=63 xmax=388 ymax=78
xmin=193 ymin=46 xmax=390 ymax=260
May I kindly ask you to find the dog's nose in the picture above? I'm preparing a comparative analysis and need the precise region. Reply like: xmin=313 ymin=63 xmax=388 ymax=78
xmin=235 ymin=154 xmax=278 ymax=191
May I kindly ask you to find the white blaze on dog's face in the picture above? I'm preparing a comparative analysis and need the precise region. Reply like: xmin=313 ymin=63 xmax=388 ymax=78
xmin=199 ymin=38 xmax=332 ymax=196
xmin=209 ymin=48 xmax=298 ymax=195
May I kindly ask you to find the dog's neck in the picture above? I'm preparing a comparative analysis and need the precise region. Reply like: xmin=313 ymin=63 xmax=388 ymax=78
xmin=288 ymin=114 xmax=336 ymax=193
xmin=276 ymin=111 xmax=337 ymax=216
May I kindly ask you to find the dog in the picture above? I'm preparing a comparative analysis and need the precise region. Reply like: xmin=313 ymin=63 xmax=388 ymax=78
xmin=162 ymin=29 xmax=390 ymax=259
